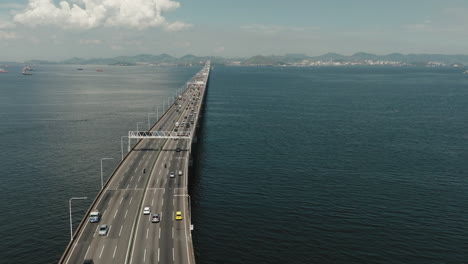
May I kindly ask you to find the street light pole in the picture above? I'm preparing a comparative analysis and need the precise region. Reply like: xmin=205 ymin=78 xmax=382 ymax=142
xmin=147 ymin=113 xmax=156 ymax=130
xmin=156 ymin=106 xmax=160 ymax=121
xmin=69 ymin=197 xmax=87 ymax=241
xmin=100 ymin=157 xmax=114 ymax=189
xmin=121 ymin=136 xmax=128 ymax=160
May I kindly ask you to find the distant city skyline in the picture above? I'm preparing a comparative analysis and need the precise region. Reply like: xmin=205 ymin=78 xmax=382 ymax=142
xmin=1 ymin=0 xmax=468 ymax=61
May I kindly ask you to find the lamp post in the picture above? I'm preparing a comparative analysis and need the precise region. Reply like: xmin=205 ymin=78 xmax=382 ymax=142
xmin=100 ymin=158 xmax=114 ymax=189
xmin=121 ymin=136 xmax=128 ymax=160
xmin=156 ymin=105 xmax=162 ymax=122
xmin=147 ymin=113 xmax=156 ymax=130
xmin=69 ymin=197 xmax=87 ymax=241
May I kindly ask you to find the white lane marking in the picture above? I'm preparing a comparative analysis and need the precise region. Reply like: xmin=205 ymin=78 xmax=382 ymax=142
xmin=125 ymin=209 xmax=128 ymax=219
xmin=173 ymin=248 xmax=175 ymax=261
xmin=134 ymin=168 xmax=137 ymax=173
xmin=154 ymin=189 xmax=156 ymax=194
xmin=119 ymin=225 xmax=123 ymax=237
xmin=129 ymin=197 xmax=133 ymax=205
xmin=103 ymin=209 xmax=107 ymax=217
xmin=126 ymin=184 xmax=130 ymax=189
xmin=162 ymin=198 xmax=164 ymax=206
xmin=107 ymin=225 xmax=112 ymax=236
xmin=114 ymin=209 xmax=119 ymax=219
xmin=84 ymin=246 xmax=91 ymax=258
xmin=107 ymin=197 xmax=113 ymax=206
xmin=158 ymin=248 xmax=160 ymax=262
xmin=113 ymin=245 xmax=117 ymax=259
xmin=120 ymin=197 xmax=124 ymax=205
xmin=130 ymin=176 xmax=134 ymax=181
xmin=146 ymin=228 xmax=149 ymax=239
xmin=151 ymin=199 xmax=154 ymax=206
xmin=172 ymin=227 xmax=174 ymax=238
xmin=138 ymin=175 xmax=141 ymax=182
xmin=159 ymin=227 xmax=161 ymax=238
xmin=99 ymin=245 xmax=105 ymax=259
xmin=144 ymin=249 xmax=147 ymax=263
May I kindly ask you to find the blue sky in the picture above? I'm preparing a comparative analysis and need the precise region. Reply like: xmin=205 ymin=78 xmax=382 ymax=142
xmin=1 ymin=0 xmax=468 ymax=61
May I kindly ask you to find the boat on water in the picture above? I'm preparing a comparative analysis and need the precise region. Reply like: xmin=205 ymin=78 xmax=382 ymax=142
xmin=463 ymin=70 xmax=468 ymax=74
xmin=77 ymin=68 xmax=84 ymax=70
xmin=22 ymin=66 xmax=33 ymax=75
xmin=96 ymin=69 xmax=104 ymax=72
xmin=0 ymin=68 xmax=8 ymax=73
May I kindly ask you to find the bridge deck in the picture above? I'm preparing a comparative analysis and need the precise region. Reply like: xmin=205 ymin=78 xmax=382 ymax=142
xmin=59 ymin=62 xmax=211 ymax=264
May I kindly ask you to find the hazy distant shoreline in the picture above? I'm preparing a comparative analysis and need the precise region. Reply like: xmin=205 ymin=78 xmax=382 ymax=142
xmin=2 ymin=52 xmax=468 ymax=68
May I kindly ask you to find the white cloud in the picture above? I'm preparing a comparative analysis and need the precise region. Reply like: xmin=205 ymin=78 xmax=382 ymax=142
xmin=0 ymin=30 xmax=16 ymax=39
xmin=0 ymin=20 xmax=15 ymax=29
xmin=79 ymin=39 xmax=101 ymax=45
xmin=13 ymin=0 xmax=190 ymax=30
xmin=165 ymin=21 xmax=192 ymax=32
xmin=213 ymin=46 xmax=225 ymax=53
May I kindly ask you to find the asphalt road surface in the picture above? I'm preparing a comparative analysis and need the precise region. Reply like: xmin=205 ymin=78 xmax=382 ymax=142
xmin=61 ymin=65 xmax=209 ymax=264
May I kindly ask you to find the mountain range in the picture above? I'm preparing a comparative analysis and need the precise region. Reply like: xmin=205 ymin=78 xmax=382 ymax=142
xmin=19 ymin=52 xmax=468 ymax=66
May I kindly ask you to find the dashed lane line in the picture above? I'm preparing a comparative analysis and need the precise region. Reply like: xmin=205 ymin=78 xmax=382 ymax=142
xmin=99 ymin=245 xmax=105 ymax=259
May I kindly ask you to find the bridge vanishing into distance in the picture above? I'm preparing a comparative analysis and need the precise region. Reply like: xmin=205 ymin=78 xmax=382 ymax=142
xmin=59 ymin=62 xmax=211 ymax=264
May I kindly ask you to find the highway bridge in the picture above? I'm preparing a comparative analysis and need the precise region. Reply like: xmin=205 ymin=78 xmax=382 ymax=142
xmin=59 ymin=62 xmax=211 ymax=264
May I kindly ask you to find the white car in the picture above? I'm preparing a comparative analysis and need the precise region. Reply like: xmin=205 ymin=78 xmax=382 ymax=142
xmin=143 ymin=207 xmax=150 ymax=215
xmin=98 ymin=224 xmax=108 ymax=236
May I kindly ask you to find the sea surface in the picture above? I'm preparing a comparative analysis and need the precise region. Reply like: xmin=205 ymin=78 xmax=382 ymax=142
xmin=1 ymin=65 xmax=468 ymax=263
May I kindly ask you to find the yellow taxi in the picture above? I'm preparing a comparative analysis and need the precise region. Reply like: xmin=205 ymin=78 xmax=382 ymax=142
xmin=175 ymin=211 xmax=183 ymax=220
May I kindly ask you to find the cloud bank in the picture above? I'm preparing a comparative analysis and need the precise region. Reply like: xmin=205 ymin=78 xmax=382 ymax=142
xmin=14 ymin=0 xmax=191 ymax=30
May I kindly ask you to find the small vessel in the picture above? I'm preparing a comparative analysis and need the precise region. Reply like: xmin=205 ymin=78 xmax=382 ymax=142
xmin=463 ymin=70 xmax=468 ymax=74
xmin=22 ymin=66 xmax=33 ymax=75
xmin=96 ymin=69 xmax=104 ymax=72
xmin=77 ymin=68 xmax=84 ymax=70
xmin=0 ymin=68 xmax=8 ymax=73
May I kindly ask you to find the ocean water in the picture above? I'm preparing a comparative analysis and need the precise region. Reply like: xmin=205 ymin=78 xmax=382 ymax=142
xmin=1 ymin=65 xmax=468 ymax=263
xmin=191 ymin=66 xmax=468 ymax=264
xmin=0 ymin=65 xmax=199 ymax=263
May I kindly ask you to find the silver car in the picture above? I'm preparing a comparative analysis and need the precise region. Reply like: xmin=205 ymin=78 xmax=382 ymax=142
xmin=151 ymin=214 xmax=161 ymax=223
xmin=98 ymin=224 xmax=108 ymax=236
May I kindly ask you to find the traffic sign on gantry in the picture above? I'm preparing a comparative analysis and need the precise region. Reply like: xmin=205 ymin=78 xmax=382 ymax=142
xmin=128 ymin=131 xmax=191 ymax=139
